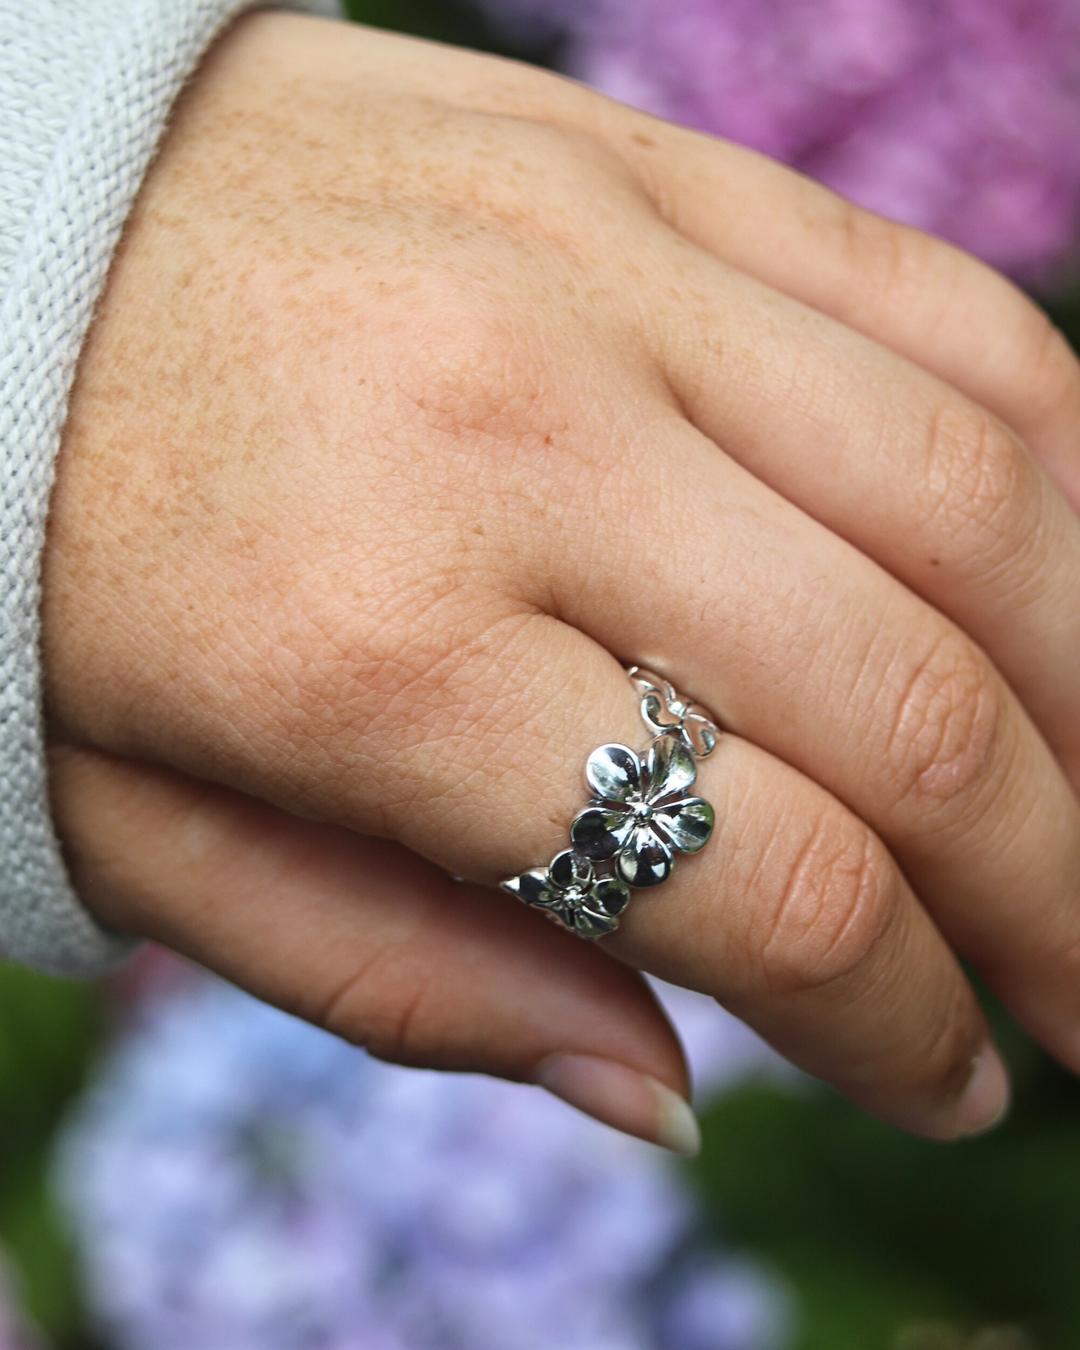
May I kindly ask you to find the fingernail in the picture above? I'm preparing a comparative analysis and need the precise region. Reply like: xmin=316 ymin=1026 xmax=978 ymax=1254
xmin=534 ymin=1053 xmax=701 ymax=1157
xmin=955 ymin=1044 xmax=1010 ymax=1137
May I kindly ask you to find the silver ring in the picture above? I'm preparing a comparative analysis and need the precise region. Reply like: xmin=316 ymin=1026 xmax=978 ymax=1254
xmin=501 ymin=667 xmax=720 ymax=939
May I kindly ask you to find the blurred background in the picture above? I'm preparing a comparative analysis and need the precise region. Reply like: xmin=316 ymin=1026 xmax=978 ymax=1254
xmin=4 ymin=3 xmax=1079 ymax=1348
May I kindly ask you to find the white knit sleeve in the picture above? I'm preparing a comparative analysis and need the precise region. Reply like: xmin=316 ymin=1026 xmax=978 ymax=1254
xmin=0 ymin=0 xmax=342 ymax=977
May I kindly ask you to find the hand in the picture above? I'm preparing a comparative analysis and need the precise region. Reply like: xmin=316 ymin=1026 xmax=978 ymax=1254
xmin=43 ymin=13 xmax=1080 ymax=1148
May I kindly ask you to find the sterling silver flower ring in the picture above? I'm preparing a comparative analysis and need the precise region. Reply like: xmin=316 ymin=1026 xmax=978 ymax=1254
xmin=501 ymin=668 xmax=721 ymax=939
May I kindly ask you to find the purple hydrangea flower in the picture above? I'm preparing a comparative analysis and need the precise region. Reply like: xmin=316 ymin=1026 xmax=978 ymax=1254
xmin=480 ymin=0 xmax=1080 ymax=282
xmin=655 ymin=1256 xmax=794 ymax=1350
xmin=54 ymin=979 xmax=791 ymax=1350
xmin=648 ymin=978 xmax=802 ymax=1107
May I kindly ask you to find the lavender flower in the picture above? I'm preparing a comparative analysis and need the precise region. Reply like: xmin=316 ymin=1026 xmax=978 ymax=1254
xmin=54 ymin=979 xmax=791 ymax=1350
xmin=656 ymin=1257 xmax=794 ymax=1350
xmin=648 ymin=978 xmax=801 ymax=1107
xmin=480 ymin=0 xmax=1080 ymax=282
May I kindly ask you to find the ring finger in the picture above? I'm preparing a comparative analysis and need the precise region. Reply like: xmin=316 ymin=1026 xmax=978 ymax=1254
xmin=61 ymin=577 xmax=1006 ymax=1140
xmin=528 ymin=408 xmax=1080 ymax=1077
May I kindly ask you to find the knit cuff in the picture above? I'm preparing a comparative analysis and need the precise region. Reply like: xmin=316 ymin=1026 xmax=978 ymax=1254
xmin=0 ymin=0 xmax=340 ymax=977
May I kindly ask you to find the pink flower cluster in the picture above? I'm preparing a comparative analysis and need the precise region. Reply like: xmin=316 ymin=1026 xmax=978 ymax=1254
xmin=482 ymin=0 xmax=1080 ymax=284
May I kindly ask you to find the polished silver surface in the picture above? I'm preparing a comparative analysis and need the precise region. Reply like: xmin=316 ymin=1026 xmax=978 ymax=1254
xmin=501 ymin=667 xmax=720 ymax=939
xmin=501 ymin=849 xmax=630 ymax=939
xmin=627 ymin=666 xmax=720 ymax=759
xmin=571 ymin=739 xmax=713 ymax=888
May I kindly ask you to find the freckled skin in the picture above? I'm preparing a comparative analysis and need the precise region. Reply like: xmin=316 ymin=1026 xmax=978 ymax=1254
xmin=42 ymin=14 xmax=1080 ymax=1142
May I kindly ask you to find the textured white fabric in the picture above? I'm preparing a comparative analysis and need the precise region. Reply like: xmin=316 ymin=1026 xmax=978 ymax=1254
xmin=1 ymin=0 xmax=341 ymax=977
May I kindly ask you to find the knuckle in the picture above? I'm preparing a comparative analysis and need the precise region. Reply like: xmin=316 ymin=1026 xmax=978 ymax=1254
xmin=757 ymin=809 xmax=898 ymax=997
xmin=280 ymin=596 xmax=558 ymax=837
xmin=910 ymin=977 xmax=985 ymax=1108
xmin=255 ymin=559 xmax=525 ymax=794
xmin=922 ymin=400 xmax=1039 ymax=562
xmin=292 ymin=594 xmax=537 ymax=748
xmin=385 ymin=282 xmax=557 ymax=447
xmin=1008 ymin=306 xmax=1080 ymax=433
xmin=826 ymin=199 xmax=928 ymax=298
xmin=317 ymin=948 xmax=433 ymax=1069
xmin=823 ymin=196 xmax=1080 ymax=449
xmin=884 ymin=632 xmax=1006 ymax=814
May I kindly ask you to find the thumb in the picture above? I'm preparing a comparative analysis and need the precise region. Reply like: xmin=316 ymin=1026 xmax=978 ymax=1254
xmin=49 ymin=744 xmax=699 ymax=1155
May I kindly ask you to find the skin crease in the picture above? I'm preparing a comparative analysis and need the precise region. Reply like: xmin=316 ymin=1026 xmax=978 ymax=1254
xmin=41 ymin=13 xmax=1080 ymax=1147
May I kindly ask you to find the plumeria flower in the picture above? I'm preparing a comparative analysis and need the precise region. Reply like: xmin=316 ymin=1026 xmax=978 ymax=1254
xmin=571 ymin=737 xmax=715 ymax=888
xmin=502 ymin=849 xmax=630 ymax=938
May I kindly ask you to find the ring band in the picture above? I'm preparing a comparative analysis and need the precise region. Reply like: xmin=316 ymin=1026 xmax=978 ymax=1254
xmin=501 ymin=667 xmax=721 ymax=939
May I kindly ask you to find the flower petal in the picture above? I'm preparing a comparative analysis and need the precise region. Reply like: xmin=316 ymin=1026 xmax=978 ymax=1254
xmin=587 ymin=876 xmax=631 ymax=918
xmin=501 ymin=869 xmax=559 ymax=910
xmin=641 ymin=688 xmax=682 ymax=737
xmin=645 ymin=735 xmax=696 ymax=804
xmin=571 ymin=805 xmax=634 ymax=860
xmin=548 ymin=849 xmax=593 ymax=892
xmin=654 ymin=797 xmax=715 ymax=854
xmin=682 ymin=712 xmax=719 ymax=758
xmin=570 ymin=906 xmax=621 ymax=939
xmin=617 ymin=825 xmax=673 ymax=888
xmin=585 ymin=744 xmax=641 ymax=804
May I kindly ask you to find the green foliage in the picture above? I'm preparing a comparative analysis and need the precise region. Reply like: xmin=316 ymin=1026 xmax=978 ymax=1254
xmin=0 ymin=962 xmax=106 ymax=1348
xmin=341 ymin=0 xmax=559 ymax=62
xmin=689 ymin=997 xmax=1080 ymax=1350
xmin=342 ymin=0 xmax=492 ymax=46
xmin=1046 ymin=289 xmax=1080 ymax=355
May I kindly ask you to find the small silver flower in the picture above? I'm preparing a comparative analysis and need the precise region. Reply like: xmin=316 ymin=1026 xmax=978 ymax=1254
xmin=501 ymin=850 xmax=630 ymax=939
xmin=629 ymin=667 xmax=720 ymax=758
xmin=570 ymin=737 xmax=715 ymax=888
